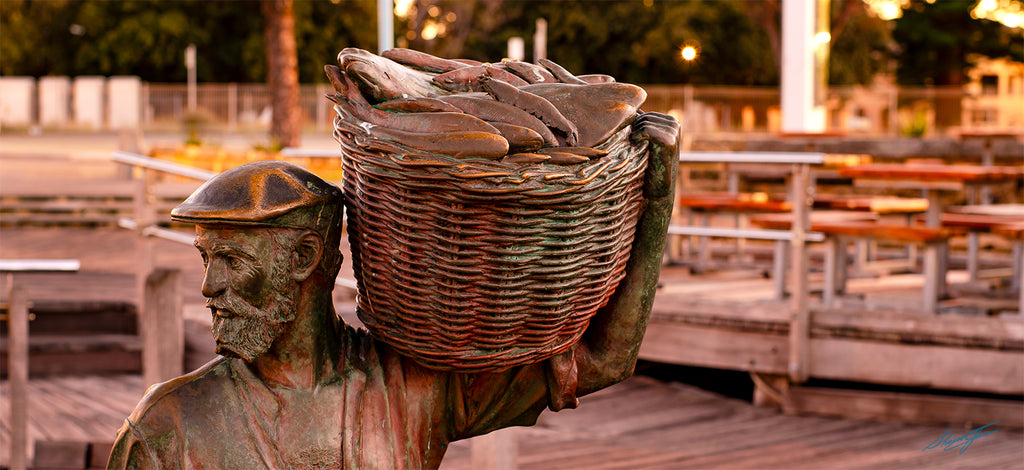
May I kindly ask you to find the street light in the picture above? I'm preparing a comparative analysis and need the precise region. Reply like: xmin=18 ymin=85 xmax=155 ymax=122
xmin=680 ymin=45 xmax=698 ymax=62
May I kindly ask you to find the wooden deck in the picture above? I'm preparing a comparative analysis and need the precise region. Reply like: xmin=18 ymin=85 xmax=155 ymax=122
xmin=2 ymin=225 xmax=1023 ymax=468
xmin=2 ymin=374 xmax=1021 ymax=469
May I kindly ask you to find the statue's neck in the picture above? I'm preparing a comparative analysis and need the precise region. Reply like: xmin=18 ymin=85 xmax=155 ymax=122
xmin=252 ymin=282 xmax=342 ymax=390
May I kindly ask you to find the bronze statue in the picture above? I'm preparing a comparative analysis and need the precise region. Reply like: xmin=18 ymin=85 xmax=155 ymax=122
xmin=108 ymin=50 xmax=678 ymax=469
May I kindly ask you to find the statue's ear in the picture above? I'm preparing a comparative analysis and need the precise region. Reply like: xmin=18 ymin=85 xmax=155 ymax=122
xmin=291 ymin=231 xmax=324 ymax=282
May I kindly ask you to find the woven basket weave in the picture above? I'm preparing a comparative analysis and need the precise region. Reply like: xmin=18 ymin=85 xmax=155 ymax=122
xmin=334 ymin=111 xmax=649 ymax=372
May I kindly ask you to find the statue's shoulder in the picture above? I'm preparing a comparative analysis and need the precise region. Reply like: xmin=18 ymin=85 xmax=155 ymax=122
xmin=127 ymin=356 xmax=235 ymax=425
xmin=342 ymin=324 xmax=434 ymax=375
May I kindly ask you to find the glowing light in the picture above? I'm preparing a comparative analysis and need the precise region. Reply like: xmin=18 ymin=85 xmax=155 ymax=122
xmin=422 ymin=21 xmax=439 ymax=40
xmin=972 ymin=0 xmax=1024 ymax=28
xmin=815 ymin=32 xmax=832 ymax=44
xmin=394 ymin=0 xmax=414 ymax=18
xmin=862 ymin=0 xmax=909 ymax=20
xmin=680 ymin=46 xmax=697 ymax=62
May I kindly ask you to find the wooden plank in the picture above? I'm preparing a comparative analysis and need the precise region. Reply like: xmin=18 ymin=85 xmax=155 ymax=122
xmin=0 ymin=180 xmax=142 ymax=198
xmin=854 ymin=178 xmax=965 ymax=191
xmin=839 ymin=163 xmax=1023 ymax=183
xmin=808 ymin=337 xmax=1024 ymax=394
xmin=32 ymin=440 xmax=88 ymax=470
xmin=812 ymin=308 xmax=1024 ymax=350
xmin=788 ymin=162 xmax=812 ymax=383
xmin=143 ymin=269 xmax=183 ymax=386
xmin=7 ymin=277 xmax=29 ymax=470
xmin=88 ymin=442 xmax=114 ymax=469
xmin=639 ymin=322 xmax=788 ymax=374
xmin=641 ymin=317 xmax=1023 ymax=394
xmin=782 ymin=385 xmax=1024 ymax=428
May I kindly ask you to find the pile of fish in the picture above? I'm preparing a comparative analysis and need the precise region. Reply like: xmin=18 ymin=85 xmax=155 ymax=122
xmin=326 ymin=47 xmax=647 ymax=164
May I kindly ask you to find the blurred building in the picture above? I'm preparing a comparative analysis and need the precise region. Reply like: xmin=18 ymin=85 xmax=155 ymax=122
xmin=962 ymin=56 xmax=1024 ymax=130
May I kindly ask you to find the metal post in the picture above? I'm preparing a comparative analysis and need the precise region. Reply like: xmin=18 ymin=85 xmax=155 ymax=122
xmin=377 ymin=0 xmax=394 ymax=53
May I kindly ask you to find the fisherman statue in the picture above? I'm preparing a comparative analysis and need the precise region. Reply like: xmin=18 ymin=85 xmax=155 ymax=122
xmin=107 ymin=50 xmax=678 ymax=469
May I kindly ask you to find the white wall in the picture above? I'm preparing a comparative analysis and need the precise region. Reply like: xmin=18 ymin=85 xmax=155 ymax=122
xmin=0 ymin=77 xmax=36 ymax=127
xmin=39 ymin=76 xmax=71 ymax=127
xmin=73 ymin=76 xmax=106 ymax=130
xmin=107 ymin=76 xmax=141 ymax=129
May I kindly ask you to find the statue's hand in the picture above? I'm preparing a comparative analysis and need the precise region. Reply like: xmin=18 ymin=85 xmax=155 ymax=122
xmin=630 ymin=112 xmax=679 ymax=200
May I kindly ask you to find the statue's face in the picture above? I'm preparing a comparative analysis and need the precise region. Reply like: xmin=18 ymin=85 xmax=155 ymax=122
xmin=194 ymin=225 xmax=298 ymax=362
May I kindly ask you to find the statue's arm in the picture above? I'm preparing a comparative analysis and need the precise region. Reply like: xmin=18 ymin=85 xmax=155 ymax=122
xmin=573 ymin=112 xmax=678 ymax=397
xmin=106 ymin=420 xmax=158 ymax=470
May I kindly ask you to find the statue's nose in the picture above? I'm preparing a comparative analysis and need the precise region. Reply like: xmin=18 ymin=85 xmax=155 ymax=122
xmin=201 ymin=260 xmax=227 ymax=298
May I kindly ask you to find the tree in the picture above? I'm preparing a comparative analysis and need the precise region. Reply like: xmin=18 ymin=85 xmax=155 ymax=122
xmin=262 ymin=0 xmax=301 ymax=148
xmin=892 ymin=0 xmax=1023 ymax=86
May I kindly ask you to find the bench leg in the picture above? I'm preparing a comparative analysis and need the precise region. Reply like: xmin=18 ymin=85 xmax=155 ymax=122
xmin=1012 ymin=240 xmax=1022 ymax=292
xmin=734 ymin=213 xmax=745 ymax=259
xmin=967 ymin=232 xmax=980 ymax=282
xmin=1013 ymin=240 xmax=1023 ymax=315
xmin=922 ymin=241 xmax=943 ymax=313
xmin=773 ymin=240 xmax=789 ymax=301
xmin=685 ymin=209 xmax=696 ymax=258
xmin=823 ymin=237 xmax=843 ymax=309
xmin=698 ymin=212 xmax=711 ymax=266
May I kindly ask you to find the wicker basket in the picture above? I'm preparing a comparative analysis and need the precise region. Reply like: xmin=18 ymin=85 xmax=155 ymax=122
xmin=334 ymin=111 xmax=649 ymax=372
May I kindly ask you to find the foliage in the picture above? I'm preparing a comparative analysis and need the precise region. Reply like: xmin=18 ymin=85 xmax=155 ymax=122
xmin=2 ymin=0 xmax=1021 ymax=87
xmin=892 ymin=0 xmax=1024 ymax=85
xmin=829 ymin=0 xmax=895 ymax=85
xmin=0 ymin=0 xmax=377 ymax=83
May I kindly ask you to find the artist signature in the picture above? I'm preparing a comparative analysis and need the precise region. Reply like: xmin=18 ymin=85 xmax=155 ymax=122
xmin=922 ymin=421 xmax=999 ymax=455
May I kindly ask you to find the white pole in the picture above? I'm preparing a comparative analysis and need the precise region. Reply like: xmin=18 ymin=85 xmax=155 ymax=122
xmin=378 ymin=0 xmax=394 ymax=53
xmin=507 ymin=37 xmax=525 ymax=61
xmin=185 ymin=44 xmax=197 ymax=113
xmin=780 ymin=0 xmax=825 ymax=133
xmin=533 ymin=18 xmax=547 ymax=63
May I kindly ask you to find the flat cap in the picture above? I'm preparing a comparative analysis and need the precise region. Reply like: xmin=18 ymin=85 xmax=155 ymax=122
xmin=171 ymin=160 xmax=341 ymax=228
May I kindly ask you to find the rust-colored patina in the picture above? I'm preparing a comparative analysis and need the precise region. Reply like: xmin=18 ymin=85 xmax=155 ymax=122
xmin=108 ymin=49 xmax=679 ymax=469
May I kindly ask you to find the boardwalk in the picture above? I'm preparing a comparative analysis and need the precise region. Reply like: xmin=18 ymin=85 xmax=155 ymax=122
xmin=2 ymin=149 xmax=1023 ymax=469
xmin=2 ymin=227 xmax=1023 ymax=469
xmin=2 ymin=373 xmax=1022 ymax=469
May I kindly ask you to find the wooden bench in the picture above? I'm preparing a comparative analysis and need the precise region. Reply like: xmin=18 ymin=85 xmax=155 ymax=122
xmin=993 ymin=222 xmax=1024 ymax=315
xmin=674 ymin=192 xmax=793 ymax=268
xmin=0 ymin=180 xmax=143 ymax=227
xmin=751 ymin=213 xmax=959 ymax=311
xmin=912 ymin=212 xmax=1024 ymax=283
xmin=812 ymin=194 xmax=929 ymax=215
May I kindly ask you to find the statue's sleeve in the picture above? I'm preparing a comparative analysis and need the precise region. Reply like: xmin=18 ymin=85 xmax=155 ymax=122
xmin=106 ymin=420 xmax=160 ymax=470
xmin=444 ymin=348 xmax=579 ymax=441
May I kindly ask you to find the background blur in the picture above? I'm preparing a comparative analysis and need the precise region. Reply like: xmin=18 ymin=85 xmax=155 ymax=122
xmin=1 ymin=0 xmax=1022 ymax=140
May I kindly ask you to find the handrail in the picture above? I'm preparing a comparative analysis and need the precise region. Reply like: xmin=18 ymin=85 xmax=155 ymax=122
xmin=679 ymin=151 xmax=825 ymax=165
xmin=668 ymin=226 xmax=824 ymax=243
xmin=280 ymin=147 xmax=342 ymax=158
xmin=111 ymin=151 xmax=216 ymax=181
xmin=0 ymin=259 xmax=81 ymax=272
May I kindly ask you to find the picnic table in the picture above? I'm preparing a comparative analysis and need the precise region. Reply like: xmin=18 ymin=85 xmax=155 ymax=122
xmin=838 ymin=163 xmax=1023 ymax=312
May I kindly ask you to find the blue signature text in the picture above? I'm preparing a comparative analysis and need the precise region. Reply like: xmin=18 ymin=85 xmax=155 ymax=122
xmin=922 ymin=421 xmax=999 ymax=455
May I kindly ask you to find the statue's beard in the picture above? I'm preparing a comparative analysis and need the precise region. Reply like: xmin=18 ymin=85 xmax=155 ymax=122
xmin=208 ymin=280 xmax=297 ymax=363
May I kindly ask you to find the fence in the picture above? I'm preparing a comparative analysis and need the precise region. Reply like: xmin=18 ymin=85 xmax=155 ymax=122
xmin=2 ymin=77 xmax=1018 ymax=138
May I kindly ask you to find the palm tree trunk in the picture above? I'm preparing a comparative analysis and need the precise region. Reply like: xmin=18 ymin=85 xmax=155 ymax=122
xmin=262 ymin=0 xmax=301 ymax=148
